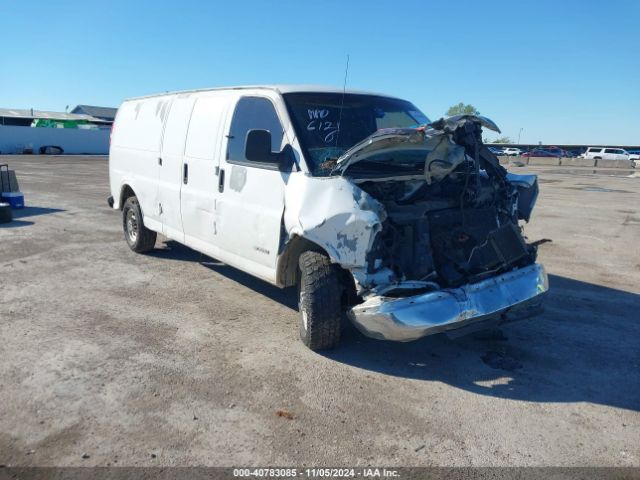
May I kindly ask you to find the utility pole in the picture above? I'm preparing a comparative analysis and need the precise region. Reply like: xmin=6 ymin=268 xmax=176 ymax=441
xmin=518 ymin=128 xmax=523 ymax=144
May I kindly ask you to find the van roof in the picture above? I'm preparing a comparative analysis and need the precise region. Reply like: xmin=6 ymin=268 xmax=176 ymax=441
xmin=125 ymin=84 xmax=403 ymax=102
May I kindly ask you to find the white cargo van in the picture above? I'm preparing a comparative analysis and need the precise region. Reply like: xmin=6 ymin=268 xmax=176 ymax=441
xmin=109 ymin=85 xmax=547 ymax=350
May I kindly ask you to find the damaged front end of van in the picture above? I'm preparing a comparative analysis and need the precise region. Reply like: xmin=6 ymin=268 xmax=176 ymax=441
xmin=284 ymin=115 xmax=547 ymax=342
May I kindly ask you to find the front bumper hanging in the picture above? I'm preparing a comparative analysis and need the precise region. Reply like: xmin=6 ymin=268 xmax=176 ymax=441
xmin=348 ymin=263 xmax=548 ymax=341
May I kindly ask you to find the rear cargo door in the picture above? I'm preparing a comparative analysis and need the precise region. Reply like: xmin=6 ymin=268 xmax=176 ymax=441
xmin=110 ymin=98 xmax=167 ymax=232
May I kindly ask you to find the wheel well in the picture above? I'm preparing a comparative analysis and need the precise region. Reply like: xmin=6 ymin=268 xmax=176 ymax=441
xmin=119 ymin=185 xmax=135 ymax=210
xmin=276 ymin=235 xmax=330 ymax=288
xmin=277 ymin=235 xmax=357 ymax=304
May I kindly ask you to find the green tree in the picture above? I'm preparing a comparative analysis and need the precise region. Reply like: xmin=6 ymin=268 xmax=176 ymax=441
xmin=490 ymin=136 xmax=512 ymax=144
xmin=446 ymin=102 xmax=480 ymax=116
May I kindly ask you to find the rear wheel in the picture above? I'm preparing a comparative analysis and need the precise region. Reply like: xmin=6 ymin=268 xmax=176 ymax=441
xmin=122 ymin=196 xmax=156 ymax=253
xmin=297 ymin=251 xmax=342 ymax=351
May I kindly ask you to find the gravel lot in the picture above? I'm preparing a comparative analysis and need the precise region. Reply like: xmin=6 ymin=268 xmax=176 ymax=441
xmin=0 ymin=155 xmax=638 ymax=467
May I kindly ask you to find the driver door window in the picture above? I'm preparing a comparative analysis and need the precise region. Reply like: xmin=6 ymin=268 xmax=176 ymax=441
xmin=227 ymin=97 xmax=284 ymax=167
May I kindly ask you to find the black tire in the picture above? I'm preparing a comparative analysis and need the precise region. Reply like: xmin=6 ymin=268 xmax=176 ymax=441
xmin=122 ymin=196 xmax=156 ymax=253
xmin=0 ymin=202 xmax=12 ymax=224
xmin=298 ymin=251 xmax=342 ymax=351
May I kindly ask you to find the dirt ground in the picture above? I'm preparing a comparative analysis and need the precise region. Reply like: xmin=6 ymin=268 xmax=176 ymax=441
xmin=0 ymin=155 xmax=638 ymax=467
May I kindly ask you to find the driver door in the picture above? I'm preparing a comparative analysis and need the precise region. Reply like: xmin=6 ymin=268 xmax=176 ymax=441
xmin=214 ymin=95 xmax=289 ymax=283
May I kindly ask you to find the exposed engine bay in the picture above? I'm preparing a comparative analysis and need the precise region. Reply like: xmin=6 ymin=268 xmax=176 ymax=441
xmin=333 ymin=115 xmax=539 ymax=292
xmin=282 ymin=111 xmax=547 ymax=343
xmin=358 ymin=166 xmax=535 ymax=288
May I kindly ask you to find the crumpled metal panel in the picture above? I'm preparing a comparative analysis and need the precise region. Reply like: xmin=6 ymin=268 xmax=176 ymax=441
xmin=283 ymin=174 xmax=386 ymax=268
xmin=334 ymin=114 xmax=501 ymax=176
xmin=506 ymin=173 xmax=539 ymax=222
xmin=435 ymin=114 xmax=501 ymax=134
xmin=422 ymin=136 xmax=467 ymax=184
xmin=283 ymin=115 xmax=543 ymax=303
xmin=348 ymin=263 xmax=548 ymax=341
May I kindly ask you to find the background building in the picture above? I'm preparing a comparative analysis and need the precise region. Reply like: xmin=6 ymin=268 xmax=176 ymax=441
xmin=70 ymin=105 xmax=117 ymax=122
xmin=0 ymin=105 xmax=115 ymax=154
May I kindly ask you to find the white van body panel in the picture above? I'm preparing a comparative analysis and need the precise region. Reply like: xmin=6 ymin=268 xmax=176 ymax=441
xmin=283 ymin=174 xmax=385 ymax=267
xmin=158 ymin=93 xmax=195 ymax=242
xmin=214 ymin=90 xmax=295 ymax=276
xmin=181 ymin=92 xmax=232 ymax=248
xmin=110 ymin=87 xmax=302 ymax=284
xmin=110 ymin=96 xmax=172 ymax=233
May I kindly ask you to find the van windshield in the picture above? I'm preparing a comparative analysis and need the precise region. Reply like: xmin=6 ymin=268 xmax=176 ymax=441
xmin=283 ymin=92 xmax=429 ymax=176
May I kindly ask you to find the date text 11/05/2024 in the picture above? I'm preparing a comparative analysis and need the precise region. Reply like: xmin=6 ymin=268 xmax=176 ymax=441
xmin=233 ymin=468 xmax=400 ymax=478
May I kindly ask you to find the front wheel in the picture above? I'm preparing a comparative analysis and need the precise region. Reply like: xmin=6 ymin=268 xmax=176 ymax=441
xmin=298 ymin=251 xmax=343 ymax=351
xmin=122 ymin=196 xmax=156 ymax=253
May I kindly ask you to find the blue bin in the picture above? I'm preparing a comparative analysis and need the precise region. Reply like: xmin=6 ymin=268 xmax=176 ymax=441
xmin=1 ymin=192 xmax=25 ymax=209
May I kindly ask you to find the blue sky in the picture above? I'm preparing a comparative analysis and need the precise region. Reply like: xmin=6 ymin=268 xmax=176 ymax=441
xmin=1 ymin=0 xmax=638 ymax=144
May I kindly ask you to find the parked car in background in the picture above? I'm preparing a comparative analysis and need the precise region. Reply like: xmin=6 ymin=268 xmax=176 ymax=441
xmin=626 ymin=150 xmax=640 ymax=161
xmin=566 ymin=149 xmax=585 ymax=158
xmin=503 ymin=147 xmax=522 ymax=156
xmin=488 ymin=146 xmax=505 ymax=155
xmin=39 ymin=145 xmax=64 ymax=155
xmin=581 ymin=147 xmax=634 ymax=161
xmin=545 ymin=146 xmax=574 ymax=157
xmin=521 ymin=148 xmax=557 ymax=158
xmin=522 ymin=147 xmax=575 ymax=158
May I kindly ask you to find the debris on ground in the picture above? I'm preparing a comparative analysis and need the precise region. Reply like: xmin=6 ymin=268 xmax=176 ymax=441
xmin=276 ymin=410 xmax=295 ymax=420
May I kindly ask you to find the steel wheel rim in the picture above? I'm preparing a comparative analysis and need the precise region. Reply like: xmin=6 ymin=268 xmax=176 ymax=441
xmin=126 ymin=209 xmax=138 ymax=243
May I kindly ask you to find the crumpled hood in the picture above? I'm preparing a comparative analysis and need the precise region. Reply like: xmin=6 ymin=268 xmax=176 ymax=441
xmin=333 ymin=115 xmax=501 ymax=182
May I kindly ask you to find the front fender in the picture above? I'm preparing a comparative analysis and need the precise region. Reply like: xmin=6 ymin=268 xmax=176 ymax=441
xmin=283 ymin=174 xmax=385 ymax=268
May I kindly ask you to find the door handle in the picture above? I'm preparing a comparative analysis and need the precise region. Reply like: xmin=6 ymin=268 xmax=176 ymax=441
xmin=218 ymin=168 xmax=225 ymax=193
xmin=183 ymin=163 xmax=188 ymax=184
xmin=158 ymin=157 xmax=163 ymax=166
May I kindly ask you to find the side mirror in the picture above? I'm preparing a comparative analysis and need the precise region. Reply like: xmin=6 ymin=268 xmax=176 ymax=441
xmin=245 ymin=129 xmax=278 ymax=163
